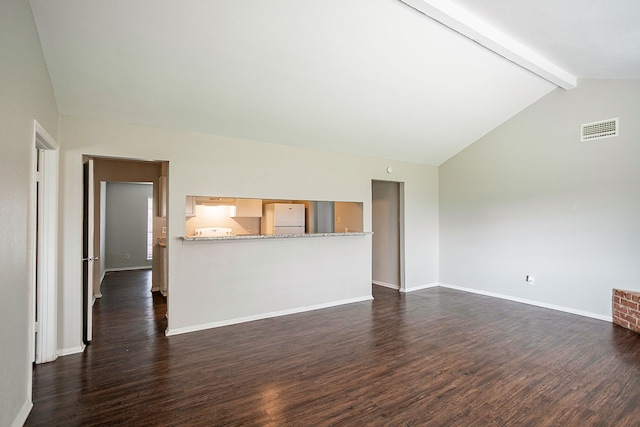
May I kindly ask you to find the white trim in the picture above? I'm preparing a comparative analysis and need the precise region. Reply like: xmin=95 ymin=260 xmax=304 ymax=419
xmin=401 ymin=282 xmax=440 ymax=293
xmin=166 ymin=295 xmax=373 ymax=336
xmin=438 ymin=283 xmax=612 ymax=322
xmin=31 ymin=120 xmax=59 ymax=366
xmin=104 ymin=266 xmax=152 ymax=272
xmin=85 ymin=159 xmax=95 ymax=343
xmin=399 ymin=0 xmax=577 ymax=89
xmin=373 ymin=280 xmax=400 ymax=290
xmin=11 ymin=400 xmax=33 ymax=427
xmin=58 ymin=344 xmax=85 ymax=357
xmin=34 ymin=120 xmax=57 ymax=149
xmin=398 ymin=182 xmax=406 ymax=292
xmin=27 ymin=131 xmax=37 ymax=366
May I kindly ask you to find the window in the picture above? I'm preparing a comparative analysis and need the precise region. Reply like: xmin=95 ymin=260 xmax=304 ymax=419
xmin=147 ymin=196 xmax=153 ymax=260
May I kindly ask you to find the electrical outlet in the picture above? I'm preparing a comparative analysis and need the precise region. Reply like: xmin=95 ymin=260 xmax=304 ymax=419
xmin=247 ymin=225 xmax=252 ymax=232
xmin=125 ymin=253 xmax=131 ymax=260
xmin=161 ymin=226 xmax=166 ymax=234
xmin=525 ymin=275 xmax=534 ymax=284
xmin=337 ymin=216 xmax=341 ymax=224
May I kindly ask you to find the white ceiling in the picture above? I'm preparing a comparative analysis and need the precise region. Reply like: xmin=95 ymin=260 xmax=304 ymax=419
xmin=29 ymin=0 xmax=639 ymax=165
xmin=447 ymin=0 xmax=640 ymax=79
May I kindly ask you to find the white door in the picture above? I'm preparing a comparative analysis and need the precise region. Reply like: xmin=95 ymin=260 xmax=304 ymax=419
xmin=32 ymin=121 xmax=59 ymax=363
xmin=82 ymin=159 xmax=96 ymax=344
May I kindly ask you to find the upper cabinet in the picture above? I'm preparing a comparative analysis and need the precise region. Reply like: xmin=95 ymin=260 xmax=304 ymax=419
xmin=185 ymin=196 xmax=196 ymax=217
xmin=230 ymin=198 xmax=262 ymax=218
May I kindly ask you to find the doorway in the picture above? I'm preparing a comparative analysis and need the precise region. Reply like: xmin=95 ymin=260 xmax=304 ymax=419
xmin=371 ymin=180 xmax=404 ymax=291
xmin=82 ymin=156 xmax=168 ymax=344
xmin=31 ymin=121 xmax=59 ymax=364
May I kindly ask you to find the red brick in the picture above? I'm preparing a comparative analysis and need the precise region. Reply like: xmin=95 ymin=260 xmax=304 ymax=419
xmin=619 ymin=313 xmax=638 ymax=325
xmin=620 ymin=299 xmax=639 ymax=310
xmin=628 ymin=308 xmax=640 ymax=320
xmin=614 ymin=303 xmax=628 ymax=314
xmin=614 ymin=319 xmax=631 ymax=330
xmin=612 ymin=289 xmax=640 ymax=334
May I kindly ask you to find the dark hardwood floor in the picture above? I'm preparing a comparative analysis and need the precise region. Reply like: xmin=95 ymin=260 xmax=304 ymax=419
xmin=27 ymin=270 xmax=640 ymax=426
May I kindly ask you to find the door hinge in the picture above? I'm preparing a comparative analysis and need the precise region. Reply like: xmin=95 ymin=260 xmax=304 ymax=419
xmin=34 ymin=321 xmax=39 ymax=333
xmin=35 ymin=171 xmax=42 ymax=182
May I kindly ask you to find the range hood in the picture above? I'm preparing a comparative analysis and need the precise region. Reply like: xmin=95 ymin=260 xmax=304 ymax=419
xmin=196 ymin=197 xmax=236 ymax=206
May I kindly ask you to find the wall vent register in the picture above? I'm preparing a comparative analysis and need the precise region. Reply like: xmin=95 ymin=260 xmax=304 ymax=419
xmin=581 ymin=118 xmax=618 ymax=142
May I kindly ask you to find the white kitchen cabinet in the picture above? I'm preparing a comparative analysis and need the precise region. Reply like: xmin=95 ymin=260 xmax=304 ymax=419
xmin=185 ymin=196 xmax=196 ymax=217
xmin=230 ymin=198 xmax=262 ymax=217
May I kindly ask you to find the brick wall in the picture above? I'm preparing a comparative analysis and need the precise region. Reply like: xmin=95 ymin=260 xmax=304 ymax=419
xmin=613 ymin=289 xmax=640 ymax=334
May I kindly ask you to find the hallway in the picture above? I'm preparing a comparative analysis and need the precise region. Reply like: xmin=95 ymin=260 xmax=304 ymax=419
xmin=28 ymin=270 xmax=168 ymax=425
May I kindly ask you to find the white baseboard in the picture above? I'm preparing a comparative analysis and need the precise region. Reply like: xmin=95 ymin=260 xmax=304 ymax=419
xmin=438 ymin=282 xmax=612 ymax=322
xmin=104 ymin=266 xmax=152 ymax=272
xmin=166 ymin=295 xmax=373 ymax=337
xmin=99 ymin=271 xmax=106 ymax=284
xmin=58 ymin=344 xmax=85 ymax=357
xmin=372 ymin=280 xmax=400 ymax=290
xmin=401 ymin=282 xmax=439 ymax=293
xmin=11 ymin=400 xmax=33 ymax=427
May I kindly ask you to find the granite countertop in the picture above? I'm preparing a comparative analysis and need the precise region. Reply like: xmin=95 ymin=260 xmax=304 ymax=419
xmin=181 ymin=232 xmax=372 ymax=242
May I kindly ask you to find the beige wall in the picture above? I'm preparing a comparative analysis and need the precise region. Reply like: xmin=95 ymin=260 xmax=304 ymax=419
xmin=0 ymin=0 xmax=59 ymax=425
xmin=334 ymin=202 xmax=364 ymax=233
xmin=439 ymin=79 xmax=640 ymax=318
xmin=57 ymin=114 xmax=439 ymax=351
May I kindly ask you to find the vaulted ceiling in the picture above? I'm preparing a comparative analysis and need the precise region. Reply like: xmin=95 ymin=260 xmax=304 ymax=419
xmin=29 ymin=0 xmax=640 ymax=165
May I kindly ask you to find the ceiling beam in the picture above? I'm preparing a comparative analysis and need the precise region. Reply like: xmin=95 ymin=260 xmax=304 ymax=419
xmin=399 ymin=0 xmax=577 ymax=89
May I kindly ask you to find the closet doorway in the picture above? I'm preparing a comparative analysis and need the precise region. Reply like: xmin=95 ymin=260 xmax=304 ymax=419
xmin=371 ymin=180 xmax=404 ymax=291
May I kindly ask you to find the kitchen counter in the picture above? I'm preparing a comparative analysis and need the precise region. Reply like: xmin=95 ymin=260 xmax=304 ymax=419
xmin=181 ymin=232 xmax=371 ymax=242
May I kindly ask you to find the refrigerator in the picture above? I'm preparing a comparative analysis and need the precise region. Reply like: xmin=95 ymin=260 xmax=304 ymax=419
xmin=261 ymin=203 xmax=305 ymax=235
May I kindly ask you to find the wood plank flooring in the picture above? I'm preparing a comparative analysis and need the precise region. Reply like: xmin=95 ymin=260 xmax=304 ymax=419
xmin=27 ymin=270 xmax=640 ymax=426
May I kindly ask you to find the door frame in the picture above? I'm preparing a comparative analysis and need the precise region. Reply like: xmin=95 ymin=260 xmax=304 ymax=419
xmin=82 ymin=159 xmax=96 ymax=344
xmin=29 ymin=120 xmax=59 ymax=365
xmin=81 ymin=156 xmax=169 ymax=343
xmin=371 ymin=179 xmax=405 ymax=291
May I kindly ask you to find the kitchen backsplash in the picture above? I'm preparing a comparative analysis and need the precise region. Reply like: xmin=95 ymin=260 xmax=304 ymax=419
xmin=185 ymin=205 xmax=260 ymax=236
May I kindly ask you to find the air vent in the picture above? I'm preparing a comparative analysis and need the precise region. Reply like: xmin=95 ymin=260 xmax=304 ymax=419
xmin=581 ymin=118 xmax=618 ymax=142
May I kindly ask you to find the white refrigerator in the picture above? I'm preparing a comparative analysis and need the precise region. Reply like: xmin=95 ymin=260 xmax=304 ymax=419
xmin=261 ymin=203 xmax=306 ymax=235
